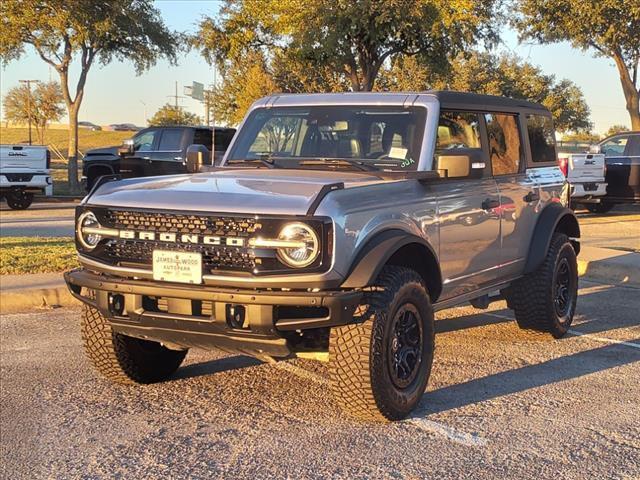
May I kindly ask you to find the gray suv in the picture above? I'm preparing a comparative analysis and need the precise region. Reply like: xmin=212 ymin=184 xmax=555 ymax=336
xmin=65 ymin=92 xmax=580 ymax=421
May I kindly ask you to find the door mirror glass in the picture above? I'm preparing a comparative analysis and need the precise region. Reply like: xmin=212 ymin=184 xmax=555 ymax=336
xmin=117 ymin=139 xmax=134 ymax=156
xmin=185 ymin=144 xmax=211 ymax=173
xmin=436 ymin=153 xmax=485 ymax=179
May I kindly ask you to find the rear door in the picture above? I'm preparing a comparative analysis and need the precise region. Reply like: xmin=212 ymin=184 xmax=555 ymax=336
xmin=432 ymin=110 xmax=501 ymax=299
xmin=484 ymin=112 xmax=538 ymax=279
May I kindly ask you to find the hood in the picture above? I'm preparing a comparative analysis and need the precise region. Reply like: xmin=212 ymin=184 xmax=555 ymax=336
xmin=85 ymin=168 xmax=389 ymax=215
xmin=85 ymin=146 xmax=119 ymax=157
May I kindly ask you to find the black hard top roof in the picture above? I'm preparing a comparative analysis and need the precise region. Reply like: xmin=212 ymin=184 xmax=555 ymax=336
xmin=429 ymin=90 xmax=549 ymax=113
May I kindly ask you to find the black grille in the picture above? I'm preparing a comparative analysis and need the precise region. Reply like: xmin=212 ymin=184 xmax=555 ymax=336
xmin=5 ymin=173 xmax=34 ymax=182
xmin=103 ymin=210 xmax=261 ymax=236
xmin=104 ymin=239 xmax=257 ymax=272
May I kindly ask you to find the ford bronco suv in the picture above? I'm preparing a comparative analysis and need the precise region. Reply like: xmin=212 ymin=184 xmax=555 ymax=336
xmin=65 ymin=92 xmax=580 ymax=421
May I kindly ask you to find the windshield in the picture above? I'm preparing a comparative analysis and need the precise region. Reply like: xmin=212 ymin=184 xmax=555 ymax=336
xmin=225 ymin=106 xmax=427 ymax=171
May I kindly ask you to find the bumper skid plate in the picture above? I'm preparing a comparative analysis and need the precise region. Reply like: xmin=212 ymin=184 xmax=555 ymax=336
xmin=64 ymin=268 xmax=362 ymax=358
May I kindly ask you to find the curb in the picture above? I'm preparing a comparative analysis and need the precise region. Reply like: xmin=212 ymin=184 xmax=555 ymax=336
xmin=1 ymin=259 xmax=637 ymax=315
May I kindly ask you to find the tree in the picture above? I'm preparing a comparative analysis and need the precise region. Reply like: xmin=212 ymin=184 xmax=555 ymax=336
xmin=195 ymin=0 xmax=503 ymax=92
xmin=148 ymin=104 xmax=202 ymax=127
xmin=561 ymin=132 xmax=600 ymax=143
xmin=604 ymin=124 xmax=630 ymax=137
xmin=424 ymin=52 xmax=591 ymax=132
xmin=3 ymin=81 xmax=65 ymax=143
xmin=0 ymin=0 xmax=181 ymax=193
xmin=515 ymin=0 xmax=640 ymax=130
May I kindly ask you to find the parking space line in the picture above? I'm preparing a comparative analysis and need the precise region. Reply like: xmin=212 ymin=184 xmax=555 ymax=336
xmin=404 ymin=418 xmax=488 ymax=447
xmin=567 ymin=330 xmax=640 ymax=350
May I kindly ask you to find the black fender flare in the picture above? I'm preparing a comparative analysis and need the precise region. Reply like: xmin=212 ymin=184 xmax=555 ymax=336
xmin=524 ymin=203 xmax=580 ymax=274
xmin=341 ymin=229 xmax=442 ymax=300
xmin=85 ymin=162 xmax=116 ymax=176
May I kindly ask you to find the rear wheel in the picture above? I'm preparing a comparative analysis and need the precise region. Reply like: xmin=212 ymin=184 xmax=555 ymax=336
xmin=6 ymin=191 xmax=34 ymax=210
xmin=329 ymin=266 xmax=434 ymax=421
xmin=585 ymin=202 xmax=614 ymax=214
xmin=504 ymin=233 xmax=578 ymax=338
xmin=81 ymin=304 xmax=187 ymax=384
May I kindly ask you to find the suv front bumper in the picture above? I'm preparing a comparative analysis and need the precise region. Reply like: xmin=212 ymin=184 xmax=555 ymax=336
xmin=64 ymin=268 xmax=362 ymax=358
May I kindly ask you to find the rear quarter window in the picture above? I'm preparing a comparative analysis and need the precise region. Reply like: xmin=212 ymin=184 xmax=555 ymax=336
xmin=526 ymin=114 xmax=557 ymax=164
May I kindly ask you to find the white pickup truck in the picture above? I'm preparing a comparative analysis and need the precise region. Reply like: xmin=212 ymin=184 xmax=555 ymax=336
xmin=0 ymin=145 xmax=53 ymax=209
xmin=557 ymin=152 xmax=607 ymax=210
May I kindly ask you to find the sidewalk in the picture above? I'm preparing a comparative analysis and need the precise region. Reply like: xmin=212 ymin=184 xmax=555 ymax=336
xmin=1 ymin=246 xmax=638 ymax=314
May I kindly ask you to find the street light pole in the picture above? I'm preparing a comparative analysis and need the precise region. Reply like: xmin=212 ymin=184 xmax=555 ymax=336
xmin=19 ymin=79 xmax=40 ymax=145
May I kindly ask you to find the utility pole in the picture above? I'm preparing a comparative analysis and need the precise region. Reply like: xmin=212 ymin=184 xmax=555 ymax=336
xmin=211 ymin=66 xmax=216 ymax=165
xmin=19 ymin=79 xmax=40 ymax=145
xmin=167 ymin=81 xmax=185 ymax=108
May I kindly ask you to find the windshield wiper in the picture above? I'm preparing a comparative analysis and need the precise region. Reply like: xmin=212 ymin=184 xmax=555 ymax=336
xmin=297 ymin=158 xmax=379 ymax=172
xmin=226 ymin=156 xmax=279 ymax=169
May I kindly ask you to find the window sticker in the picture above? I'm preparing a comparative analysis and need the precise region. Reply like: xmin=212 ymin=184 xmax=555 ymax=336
xmin=389 ymin=147 xmax=408 ymax=159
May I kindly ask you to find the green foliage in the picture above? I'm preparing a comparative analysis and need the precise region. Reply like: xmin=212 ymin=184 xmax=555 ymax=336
xmin=604 ymin=125 xmax=631 ymax=137
xmin=195 ymin=0 xmax=503 ymax=92
xmin=148 ymin=104 xmax=202 ymax=127
xmin=561 ymin=132 xmax=601 ymax=143
xmin=514 ymin=0 xmax=640 ymax=129
xmin=0 ymin=237 xmax=77 ymax=275
xmin=3 ymin=81 xmax=65 ymax=143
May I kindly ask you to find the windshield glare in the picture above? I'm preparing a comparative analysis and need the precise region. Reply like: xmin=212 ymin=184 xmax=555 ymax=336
xmin=226 ymin=106 xmax=427 ymax=171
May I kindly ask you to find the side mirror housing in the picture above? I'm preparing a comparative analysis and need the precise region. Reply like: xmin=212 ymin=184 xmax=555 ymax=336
xmin=117 ymin=139 xmax=134 ymax=156
xmin=185 ymin=144 xmax=211 ymax=173
xmin=436 ymin=149 xmax=485 ymax=179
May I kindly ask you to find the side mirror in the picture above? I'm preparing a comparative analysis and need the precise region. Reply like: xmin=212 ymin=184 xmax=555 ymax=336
xmin=588 ymin=144 xmax=602 ymax=154
xmin=436 ymin=152 xmax=485 ymax=179
xmin=185 ymin=144 xmax=211 ymax=173
xmin=117 ymin=139 xmax=134 ymax=156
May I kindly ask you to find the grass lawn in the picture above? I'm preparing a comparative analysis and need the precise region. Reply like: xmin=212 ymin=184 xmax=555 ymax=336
xmin=1 ymin=127 xmax=131 ymax=195
xmin=0 ymin=237 xmax=77 ymax=275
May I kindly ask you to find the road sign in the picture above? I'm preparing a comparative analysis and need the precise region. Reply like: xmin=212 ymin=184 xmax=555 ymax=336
xmin=191 ymin=81 xmax=205 ymax=101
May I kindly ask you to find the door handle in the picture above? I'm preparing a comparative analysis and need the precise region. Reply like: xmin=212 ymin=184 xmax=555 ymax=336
xmin=482 ymin=198 xmax=500 ymax=210
xmin=142 ymin=156 xmax=150 ymax=160
xmin=524 ymin=191 xmax=540 ymax=202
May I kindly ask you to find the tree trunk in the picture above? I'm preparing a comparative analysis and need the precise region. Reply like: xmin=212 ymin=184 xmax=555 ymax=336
xmin=67 ymin=105 xmax=80 ymax=194
xmin=612 ymin=53 xmax=640 ymax=130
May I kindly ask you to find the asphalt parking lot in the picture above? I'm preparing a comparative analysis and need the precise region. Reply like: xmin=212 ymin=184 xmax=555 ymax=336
xmin=1 ymin=278 xmax=638 ymax=479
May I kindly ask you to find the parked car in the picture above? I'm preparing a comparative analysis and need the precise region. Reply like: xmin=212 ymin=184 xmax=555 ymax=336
xmin=0 ymin=144 xmax=52 ymax=209
xmin=82 ymin=125 xmax=236 ymax=190
xmin=107 ymin=123 xmax=141 ymax=132
xmin=78 ymin=121 xmax=102 ymax=131
xmin=592 ymin=131 xmax=640 ymax=212
xmin=65 ymin=92 xmax=580 ymax=421
xmin=557 ymin=152 xmax=607 ymax=209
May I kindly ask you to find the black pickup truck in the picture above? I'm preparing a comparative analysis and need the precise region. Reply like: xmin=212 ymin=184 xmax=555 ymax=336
xmin=82 ymin=126 xmax=236 ymax=190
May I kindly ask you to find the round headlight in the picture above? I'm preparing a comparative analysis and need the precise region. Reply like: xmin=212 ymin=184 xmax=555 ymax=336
xmin=77 ymin=211 xmax=102 ymax=250
xmin=277 ymin=222 xmax=320 ymax=268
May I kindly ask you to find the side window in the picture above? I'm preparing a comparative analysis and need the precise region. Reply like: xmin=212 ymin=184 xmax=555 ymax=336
xmin=157 ymin=129 xmax=183 ymax=151
xmin=436 ymin=111 xmax=481 ymax=150
xmin=133 ymin=130 xmax=157 ymax=152
xmin=527 ymin=114 xmax=557 ymax=163
xmin=485 ymin=113 xmax=522 ymax=175
xmin=600 ymin=135 xmax=630 ymax=157
xmin=193 ymin=129 xmax=213 ymax=148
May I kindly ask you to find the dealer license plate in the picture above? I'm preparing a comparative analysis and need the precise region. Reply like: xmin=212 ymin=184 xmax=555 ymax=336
xmin=152 ymin=250 xmax=202 ymax=284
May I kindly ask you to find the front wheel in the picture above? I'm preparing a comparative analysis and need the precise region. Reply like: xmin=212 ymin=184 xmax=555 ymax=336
xmin=329 ymin=266 xmax=435 ymax=421
xmin=504 ymin=233 xmax=578 ymax=338
xmin=6 ymin=191 xmax=34 ymax=210
xmin=81 ymin=304 xmax=187 ymax=384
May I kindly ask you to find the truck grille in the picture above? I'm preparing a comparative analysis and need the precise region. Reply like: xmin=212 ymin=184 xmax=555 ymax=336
xmin=93 ymin=209 xmax=264 ymax=273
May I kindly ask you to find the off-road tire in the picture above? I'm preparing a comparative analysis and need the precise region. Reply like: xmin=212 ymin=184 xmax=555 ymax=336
xmin=504 ymin=233 xmax=578 ymax=338
xmin=81 ymin=304 xmax=187 ymax=384
xmin=6 ymin=191 xmax=34 ymax=210
xmin=585 ymin=202 xmax=614 ymax=214
xmin=329 ymin=266 xmax=435 ymax=421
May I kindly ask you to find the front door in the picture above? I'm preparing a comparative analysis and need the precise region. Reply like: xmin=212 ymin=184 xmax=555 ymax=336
xmin=433 ymin=110 xmax=501 ymax=300
xmin=146 ymin=128 xmax=187 ymax=176
xmin=119 ymin=129 xmax=159 ymax=179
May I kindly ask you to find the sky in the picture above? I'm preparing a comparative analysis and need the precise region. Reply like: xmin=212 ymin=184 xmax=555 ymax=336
xmin=0 ymin=0 xmax=629 ymax=134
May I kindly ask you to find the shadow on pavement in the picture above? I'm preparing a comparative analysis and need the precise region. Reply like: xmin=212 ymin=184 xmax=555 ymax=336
xmin=419 ymin=338 xmax=640 ymax=415
xmin=172 ymin=355 xmax=263 ymax=381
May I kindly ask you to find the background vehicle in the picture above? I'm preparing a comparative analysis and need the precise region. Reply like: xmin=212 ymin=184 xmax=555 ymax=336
xmin=66 ymin=92 xmax=579 ymax=421
xmin=78 ymin=121 xmax=102 ymax=131
xmin=107 ymin=123 xmax=141 ymax=132
xmin=557 ymin=152 xmax=607 ymax=210
xmin=0 ymin=144 xmax=52 ymax=209
xmin=595 ymin=131 xmax=640 ymax=212
xmin=82 ymin=125 xmax=236 ymax=190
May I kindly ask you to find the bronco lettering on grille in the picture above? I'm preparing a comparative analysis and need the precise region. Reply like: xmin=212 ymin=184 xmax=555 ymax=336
xmin=112 ymin=230 xmax=245 ymax=247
